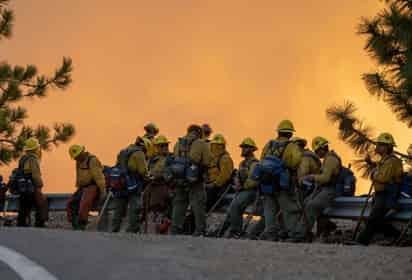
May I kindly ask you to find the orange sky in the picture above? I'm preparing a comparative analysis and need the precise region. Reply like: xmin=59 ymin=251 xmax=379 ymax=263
xmin=1 ymin=0 xmax=411 ymax=194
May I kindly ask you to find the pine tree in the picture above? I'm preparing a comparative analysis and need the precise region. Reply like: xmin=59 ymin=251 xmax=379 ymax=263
xmin=327 ymin=0 xmax=412 ymax=177
xmin=0 ymin=0 xmax=75 ymax=165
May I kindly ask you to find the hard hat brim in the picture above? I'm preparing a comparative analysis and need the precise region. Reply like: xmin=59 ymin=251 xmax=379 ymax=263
xmin=277 ymin=128 xmax=296 ymax=133
xmin=240 ymin=144 xmax=258 ymax=150
xmin=24 ymin=145 xmax=40 ymax=152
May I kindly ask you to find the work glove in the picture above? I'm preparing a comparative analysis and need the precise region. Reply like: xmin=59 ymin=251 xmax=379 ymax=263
xmin=299 ymin=175 xmax=315 ymax=186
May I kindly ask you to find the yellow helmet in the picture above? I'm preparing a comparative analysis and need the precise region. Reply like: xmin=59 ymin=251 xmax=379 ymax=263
xmin=154 ymin=135 xmax=170 ymax=145
xmin=240 ymin=137 xmax=258 ymax=150
xmin=291 ymin=136 xmax=307 ymax=147
xmin=312 ymin=136 xmax=329 ymax=151
xmin=24 ymin=138 xmax=40 ymax=151
xmin=144 ymin=122 xmax=159 ymax=133
xmin=277 ymin=119 xmax=295 ymax=133
xmin=69 ymin=144 xmax=85 ymax=160
xmin=375 ymin=132 xmax=396 ymax=146
xmin=210 ymin=133 xmax=226 ymax=145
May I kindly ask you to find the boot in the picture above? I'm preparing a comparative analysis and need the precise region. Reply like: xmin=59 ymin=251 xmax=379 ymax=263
xmin=34 ymin=220 xmax=46 ymax=228
xmin=71 ymin=216 xmax=81 ymax=230
xmin=227 ymin=231 xmax=241 ymax=239
xmin=78 ymin=220 xmax=87 ymax=231
xmin=192 ymin=230 xmax=206 ymax=237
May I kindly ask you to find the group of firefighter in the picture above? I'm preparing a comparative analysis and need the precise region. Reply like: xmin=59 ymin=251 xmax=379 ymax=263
xmin=1 ymin=120 xmax=412 ymax=246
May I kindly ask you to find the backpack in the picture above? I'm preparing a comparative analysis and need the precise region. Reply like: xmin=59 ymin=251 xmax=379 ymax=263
xmin=251 ymin=140 xmax=291 ymax=194
xmin=104 ymin=146 xmax=144 ymax=196
xmin=335 ymin=166 xmax=357 ymax=197
xmin=165 ymin=138 xmax=200 ymax=186
xmin=8 ymin=155 xmax=36 ymax=195
xmin=400 ymin=173 xmax=412 ymax=198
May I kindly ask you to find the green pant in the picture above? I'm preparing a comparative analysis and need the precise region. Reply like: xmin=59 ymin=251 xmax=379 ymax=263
xmin=260 ymin=193 xmax=282 ymax=240
xmin=228 ymin=189 xmax=257 ymax=234
xmin=277 ymin=191 xmax=301 ymax=236
xmin=112 ymin=191 xmax=141 ymax=233
xmin=291 ymin=186 xmax=336 ymax=239
xmin=171 ymin=183 xmax=206 ymax=235
xmin=357 ymin=191 xmax=400 ymax=245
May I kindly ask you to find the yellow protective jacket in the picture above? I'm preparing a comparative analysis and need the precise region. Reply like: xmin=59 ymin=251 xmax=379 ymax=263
xmin=207 ymin=151 xmax=234 ymax=188
xmin=22 ymin=152 xmax=43 ymax=188
xmin=143 ymin=134 xmax=156 ymax=159
xmin=76 ymin=153 xmax=106 ymax=192
xmin=313 ymin=151 xmax=341 ymax=186
xmin=239 ymin=156 xmax=259 ymax=190
xmin=297 ymin=150 xmax=321 ymax=179
xmin=372 ymin=154 xmax=403 ymax=192
xmin=260 ymin=136 xmax=302 ymax=171
xmin=148 ymin=154 xmax=168 ymax=181
xmin=173 ymin=137 xmax=210 ymax=168
xmin=127 ymin=145 xmax=148 ymax=178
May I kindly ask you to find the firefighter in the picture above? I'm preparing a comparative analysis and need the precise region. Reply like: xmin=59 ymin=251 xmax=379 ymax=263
xmin=169 ymin=125 xmax=210 ymax=236
xmin=15 ymin=138 xmax=48 ymax=227
xmin=205 ymin=134 xmax=234 ymax=213
xmin=111 ymin=137 xmax=150 ymax=233
xmin=67 ymin=145 xmax=107 ymax=230
xmin=143 ymin=122 xmax=160 ymax=159
xmin=290 ymin=136 xmax=341 ymax=242
xmin=357 ymin=133 xmax=403 ymax=245
xmin=145 ymin=135 xmax=173 ymax=234
xmin=258 ymin=120 xmax=302 ymax=241
xmin=226 ymin=138 xmax=259 ymax=238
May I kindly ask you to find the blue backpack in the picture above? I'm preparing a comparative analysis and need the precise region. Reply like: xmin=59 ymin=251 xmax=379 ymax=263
xmin=104 ymin=146 xmax=144 ymax=196
xmin=251 ymin=140 xmax=291 ymax=194
xmin=399 ymin=173 xmax=412 ymax=198
xmin=164 ymin=138 xmax=200 ymax=186
xmin=335 ymin=167 xmax=357 ymax=197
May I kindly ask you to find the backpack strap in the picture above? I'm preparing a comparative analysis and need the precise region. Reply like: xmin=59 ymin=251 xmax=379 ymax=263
xmin=148 ymin=155 xmax=160 ymax=170
xmin=117 ymin=146 xmax=143 ymax=171
xmin=303 ymin=151 xmax=321 ymax=168
xmin=268 ymin=140 xmax=289 ymax=158
xmin=248 ymin=157 xmax=259 ymax=166
xmin=79 ymin=155 xmax=97 ymax=170
xmin=177 ymin=137 xmax=192 ymax=158
xmin=18 ymin=154 xmax=37 ymax=174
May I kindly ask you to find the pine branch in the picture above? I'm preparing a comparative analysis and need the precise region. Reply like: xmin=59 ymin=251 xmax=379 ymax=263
xmin=0 ymin=3 xmax=76 ymax=165
xmin=0 ymin=138 xmax=15 ymax=145
xmin=326 ymin=101 xmax=375 ymax=154
xmin=0 ymin=5 xmax=13 ymax=40
xmin=326 ymin=101 xmax=412 ymax=177
xmin=0 ymin=58 xmax=73 ymax=105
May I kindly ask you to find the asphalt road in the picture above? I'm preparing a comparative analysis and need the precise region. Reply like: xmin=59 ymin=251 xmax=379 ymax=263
xmin=1 ymin=228 xmax=412 ymax=280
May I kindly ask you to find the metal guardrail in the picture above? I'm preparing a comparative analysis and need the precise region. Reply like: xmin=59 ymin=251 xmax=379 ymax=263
xmin=1 ymin=194 xmax=115 ymax=212
xmin=2 ymin=193 xmax=412 ymax=221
